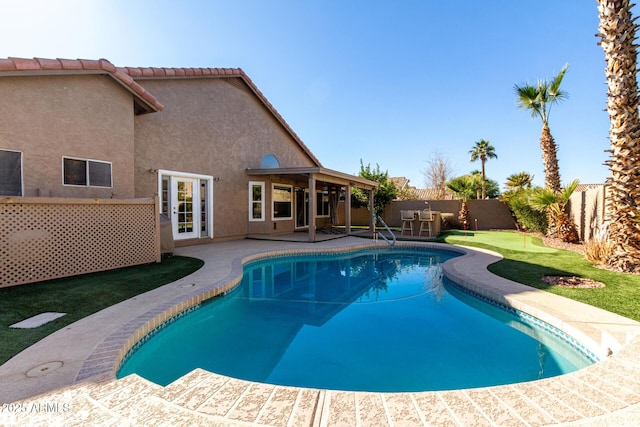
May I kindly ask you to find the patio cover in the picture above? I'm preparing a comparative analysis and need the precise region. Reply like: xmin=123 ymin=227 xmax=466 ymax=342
xmin=246 ymin=166 xmax=380 ymax=242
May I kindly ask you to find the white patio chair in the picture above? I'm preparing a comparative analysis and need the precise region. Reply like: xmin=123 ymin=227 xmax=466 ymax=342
xmin=418 ymin=207 xmax=433 ymax=237
xmin=400 ymin=210 xmax=415 ymax=236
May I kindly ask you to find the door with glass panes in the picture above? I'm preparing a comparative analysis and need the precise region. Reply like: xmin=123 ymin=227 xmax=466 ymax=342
xmin=160 ymin=172 xmax=213 ymax=241
xmin=171 ymin=178 xmax=198 ymax=239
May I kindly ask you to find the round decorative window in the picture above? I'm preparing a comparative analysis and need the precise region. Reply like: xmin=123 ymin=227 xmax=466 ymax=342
xmin=260 ymin=154 xmax=280 ymax=169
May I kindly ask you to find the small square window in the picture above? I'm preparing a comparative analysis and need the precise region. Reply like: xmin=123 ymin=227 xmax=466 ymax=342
xmin=63 ymin=158 xmax=87 ymax=186
xmin=88 ymin=161 xmax=112 ymax=187
xmin=0 ymin=149 xmax=23 ymax=196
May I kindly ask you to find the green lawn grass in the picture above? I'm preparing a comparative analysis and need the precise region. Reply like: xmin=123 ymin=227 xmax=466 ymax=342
xmin=0 ymin=256 xmax=203 ymax=365
xmin=436 ymin=230 xmax=640 ymax=321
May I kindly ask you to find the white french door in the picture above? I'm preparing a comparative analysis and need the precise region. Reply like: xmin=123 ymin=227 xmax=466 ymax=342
xmin=172 ymin=177 xmax=199 ymax=239
xmin=159 ymin=170 xmax=214 ymax=241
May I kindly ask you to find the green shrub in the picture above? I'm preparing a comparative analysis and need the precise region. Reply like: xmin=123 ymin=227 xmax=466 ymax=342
xmin=501 ymin=188 xmax=547 ymax=233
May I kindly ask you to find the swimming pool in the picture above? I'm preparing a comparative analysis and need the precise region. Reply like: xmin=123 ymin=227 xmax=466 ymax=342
xmin=117 ymin=246 xmax=595 ymax=392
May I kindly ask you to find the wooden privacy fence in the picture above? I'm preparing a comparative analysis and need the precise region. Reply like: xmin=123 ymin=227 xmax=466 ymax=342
xmin=1 ymin=197 xmax=160 ymax=288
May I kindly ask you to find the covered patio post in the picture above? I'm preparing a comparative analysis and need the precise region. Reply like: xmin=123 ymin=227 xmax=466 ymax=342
xmin=368 ymin=188 xmax=375 ymax=233
xmin=308 ymin=174 xmax=316 ymax=242
xmin=345 ymin=185 xmax=352 ymax=235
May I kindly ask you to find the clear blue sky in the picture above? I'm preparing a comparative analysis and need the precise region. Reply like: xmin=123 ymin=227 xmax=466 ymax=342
xmin=3 ymin=0 xmax=633 ymax=190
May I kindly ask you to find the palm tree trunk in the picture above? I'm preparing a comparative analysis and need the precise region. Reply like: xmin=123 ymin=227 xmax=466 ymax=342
xmin=481 ymin=159 xmax=486 ymax=199
xmin=598 ymin=0 xmax=640 ymax=273
xmin=458 ymin=201 xmax=469 ymax=227
xmin=540 ymin=124 xmax=561 ymax=193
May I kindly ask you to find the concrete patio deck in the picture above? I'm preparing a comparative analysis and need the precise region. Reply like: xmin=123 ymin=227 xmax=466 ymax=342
xmin=1 ymin=237 xmax=640 ymax=426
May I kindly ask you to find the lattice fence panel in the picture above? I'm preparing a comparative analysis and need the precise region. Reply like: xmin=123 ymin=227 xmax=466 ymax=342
xmin=1 ymin=198 xmax=160 ymax=287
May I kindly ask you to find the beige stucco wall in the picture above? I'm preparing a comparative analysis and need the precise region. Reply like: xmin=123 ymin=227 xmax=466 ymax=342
xmin=134 ymin=77 xmax=318 ymax=240
xmin=0 ymin=75 xmax=136 ymax=198
xmin=246 ymin=175 xmax=300 ymax=236
xmin=568 ymin=186 xmax=607 ymax=241
xmin=342 ymin=199 xmax=517 ymax=231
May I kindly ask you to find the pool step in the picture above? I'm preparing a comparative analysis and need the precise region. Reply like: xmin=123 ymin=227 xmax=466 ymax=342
xmin=156 ymin=369 xmax=320 ymax=426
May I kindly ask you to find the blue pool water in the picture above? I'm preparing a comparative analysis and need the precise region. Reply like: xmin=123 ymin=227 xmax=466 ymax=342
xmin=117 ymin=247 xmax=595 ymax=392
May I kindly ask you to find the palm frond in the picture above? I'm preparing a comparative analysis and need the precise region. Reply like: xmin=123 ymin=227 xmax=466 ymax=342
xmin=469 ymin=139 xmax=497 ymax=162
xmin=528 ymin=188 xmax=558 ymax=212
xmin=505 ymin=172 xmax=534 ymax=190
xmin=514 ymin=84 xmax=543 ymax=119
xmin=446 ymin=176 xmax=476 ymax=202
xmin=549 ymin=63 xmax=569 ymax=99
xmin=515 ymin=65 xmax=569 ymax=125
xmin=559 ymin=178 xmax=580 ymax=202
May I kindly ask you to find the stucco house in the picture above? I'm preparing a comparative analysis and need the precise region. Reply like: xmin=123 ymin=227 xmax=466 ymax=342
xmin=0 ymin=57 xmax=378 ymax=247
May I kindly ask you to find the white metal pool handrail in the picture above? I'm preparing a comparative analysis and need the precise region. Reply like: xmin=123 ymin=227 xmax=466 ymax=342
xmin=376 ymin=215 xmax=396 ymax=246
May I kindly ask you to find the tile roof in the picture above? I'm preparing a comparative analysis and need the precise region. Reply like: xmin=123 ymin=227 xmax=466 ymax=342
xmin=575 ymin=183 xmax=605 ymax=192
xmin=120 ymin=66 xmax=242 ymax=78
xmin=413 ymin=188 xmax=455 ymax=200
xmin=0 ymin=57 xmax=163 ymax=113
xmin=119 ymin=65 xmax=322 ymax=167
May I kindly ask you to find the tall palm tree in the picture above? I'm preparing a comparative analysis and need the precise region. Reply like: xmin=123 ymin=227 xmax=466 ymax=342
xmin=597 ymin=0 xmax=640 ymax=273
xmin=505 ymin=172 xmax=534 ymax=191
xmin=514 ymin=64 xmax=568 ymax=193
xmin=469 ymin=139 xmax=497 ymax=199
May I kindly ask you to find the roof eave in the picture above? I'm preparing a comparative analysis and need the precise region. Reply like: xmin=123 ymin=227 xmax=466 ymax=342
xmin=246 ymin=167 xmax=380 ymax=190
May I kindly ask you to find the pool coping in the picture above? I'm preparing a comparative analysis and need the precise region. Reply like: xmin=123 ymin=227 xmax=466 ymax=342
xmin=2 ymin=237 xmax=640 ymax=426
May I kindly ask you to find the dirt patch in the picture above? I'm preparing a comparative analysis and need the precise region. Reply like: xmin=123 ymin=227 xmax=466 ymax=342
xmin=541 ymin=236 xmax=585 ymax=254
xmin=542 ymin=275 xmax=605 ymax=288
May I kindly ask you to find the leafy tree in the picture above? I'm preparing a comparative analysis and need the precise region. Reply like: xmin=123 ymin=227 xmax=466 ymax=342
xmin=469 ymin=139 xmax=497 ymax=199
xmin=529 ymin=179 xmax=580 ymax=243
xmin=351 ymin=160 xmax=398 ymax=217
xmin=514 ymin=64 xmax=568 ymax=193
xmin=597 ymin=0 xmax=640 ymax=272
xmin=470 ymin=170 xmax=500 ymax=199
xmin=500 ymin=187 xmax=548 ymax=233
xmin=501 ymin=172 xmax=540 ymax=231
